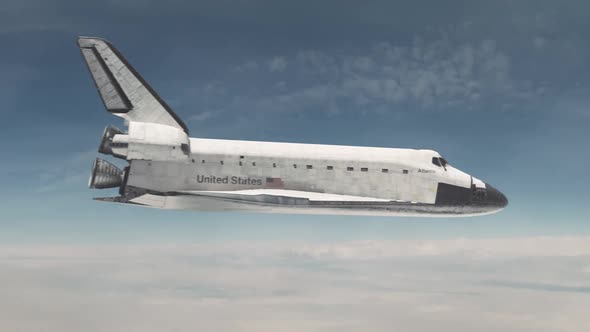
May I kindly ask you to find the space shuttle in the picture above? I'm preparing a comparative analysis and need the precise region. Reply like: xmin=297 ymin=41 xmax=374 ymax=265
xmin=78 ymin=36 xmax=508 ymax=217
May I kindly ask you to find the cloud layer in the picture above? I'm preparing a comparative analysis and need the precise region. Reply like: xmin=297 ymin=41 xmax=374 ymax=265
xmin=1 ymin=236 xmax=589 ymax=331
xmin=192 ymin=37 xmax=539 ymax=118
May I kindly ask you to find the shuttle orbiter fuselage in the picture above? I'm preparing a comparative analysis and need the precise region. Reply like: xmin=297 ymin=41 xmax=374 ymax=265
xmin=80 ymin=37 xmax=508 ymax=217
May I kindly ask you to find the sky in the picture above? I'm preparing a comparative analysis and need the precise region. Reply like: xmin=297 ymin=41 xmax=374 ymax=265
xmin=0 ymin=0 xmax=589 ymax=330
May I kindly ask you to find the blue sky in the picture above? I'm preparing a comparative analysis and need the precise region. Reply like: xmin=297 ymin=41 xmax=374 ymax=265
xmin=0 ymin=0 xmax=589 ymax=242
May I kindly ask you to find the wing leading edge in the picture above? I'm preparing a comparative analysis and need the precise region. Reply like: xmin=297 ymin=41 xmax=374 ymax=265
xmin=93 ymin=189 xmax=418 ymax=216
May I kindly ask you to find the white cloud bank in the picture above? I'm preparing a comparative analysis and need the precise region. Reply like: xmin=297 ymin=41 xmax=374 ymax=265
xmin=1 ymin=236 xmax=589 ymax=331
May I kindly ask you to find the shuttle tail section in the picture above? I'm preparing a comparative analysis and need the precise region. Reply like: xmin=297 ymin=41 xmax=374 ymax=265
xmin=77 ymin=36 xmax=189 ymax=134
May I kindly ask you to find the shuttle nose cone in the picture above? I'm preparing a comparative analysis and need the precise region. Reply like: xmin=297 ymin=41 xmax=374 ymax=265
xmin=484 ymin=183 xmax=508 ymax=208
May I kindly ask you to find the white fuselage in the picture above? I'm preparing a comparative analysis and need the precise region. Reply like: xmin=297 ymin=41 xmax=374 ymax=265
xmin=103 ymin=132 xmax=507 ymax=217
xmin=127 ymin=138 xmax=473 ymax=204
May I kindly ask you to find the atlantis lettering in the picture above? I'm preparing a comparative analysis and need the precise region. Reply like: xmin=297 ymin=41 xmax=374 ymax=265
xmin=196 ymin=175 xmax=263 ymax=186
xmin=417 ymin=169 xmax=435 ymax=173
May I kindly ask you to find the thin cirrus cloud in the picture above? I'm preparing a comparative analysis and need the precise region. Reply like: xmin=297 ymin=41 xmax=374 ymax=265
xmin=210 ymin=38 xmax=539 ymax=116
xmin=0 ymin=236 xmax=589 ymax=332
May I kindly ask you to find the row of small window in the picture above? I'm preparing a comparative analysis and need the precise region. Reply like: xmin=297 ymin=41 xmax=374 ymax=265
xmin=192 ymin=159 xmax=408 ymax=174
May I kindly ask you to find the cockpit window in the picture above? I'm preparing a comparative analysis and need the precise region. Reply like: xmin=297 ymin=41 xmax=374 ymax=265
xmin=432 ymin=157 xmax=441 ymax=167
xmin=440 ymin=158 xmax=448 ymax=167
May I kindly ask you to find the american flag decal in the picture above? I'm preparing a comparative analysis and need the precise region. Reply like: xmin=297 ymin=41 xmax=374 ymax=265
xmin=265 ymin=177 xmax=285 ymax=189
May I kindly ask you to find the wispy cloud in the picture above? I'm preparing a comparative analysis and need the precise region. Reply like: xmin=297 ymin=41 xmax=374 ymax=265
xmin=1 ymin=236 xmax=589 ymax=331
xmin=268 ymin=56 xmax=287 ymax=72
xmin=34 ymin=149 xmax=98 ymax=193
xmin=204 ymin=37 xmax=539 ymax=117
xmin=188 ymin=111 xmax=213 ymax=122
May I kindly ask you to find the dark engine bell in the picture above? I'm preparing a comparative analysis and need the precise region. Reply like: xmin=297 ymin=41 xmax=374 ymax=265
xmin=89 ymin=158 xmax=123 ymax=189
xmin=98 ymin=125 xmax=125 ymax=155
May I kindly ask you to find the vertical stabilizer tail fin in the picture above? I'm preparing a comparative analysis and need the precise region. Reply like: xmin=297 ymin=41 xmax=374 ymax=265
xmin=77 ymin=36 xmax=189 ymax=134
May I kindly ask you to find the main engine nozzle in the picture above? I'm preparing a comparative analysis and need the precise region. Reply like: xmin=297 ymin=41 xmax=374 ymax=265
xmin=89 ymin=158 xmax=123 ymax=189
xmin=99 ymin=125 xmax=129 ymax=159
